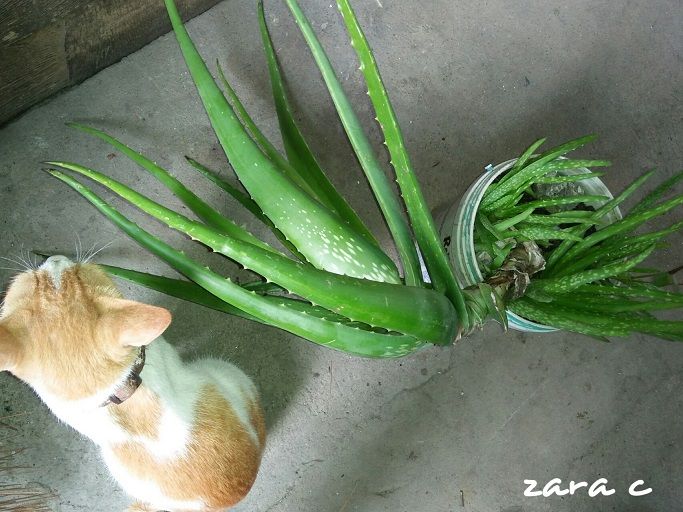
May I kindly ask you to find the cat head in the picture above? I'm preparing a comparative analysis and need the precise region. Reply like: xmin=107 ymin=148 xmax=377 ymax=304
xmin=0 ymin=256 xmax=171 ymax=401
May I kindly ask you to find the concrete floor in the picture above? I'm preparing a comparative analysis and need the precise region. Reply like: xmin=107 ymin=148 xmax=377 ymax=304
xmin=1 ymin=0 xmax=681 ymax=510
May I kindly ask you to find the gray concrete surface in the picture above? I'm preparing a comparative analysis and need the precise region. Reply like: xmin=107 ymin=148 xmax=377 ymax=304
xmin=0 ymin=0 xmax=681 ymax=511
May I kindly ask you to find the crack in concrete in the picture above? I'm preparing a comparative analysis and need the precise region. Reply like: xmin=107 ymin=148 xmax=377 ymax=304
xmin=263 ymin=482 xmax=296 ymax=512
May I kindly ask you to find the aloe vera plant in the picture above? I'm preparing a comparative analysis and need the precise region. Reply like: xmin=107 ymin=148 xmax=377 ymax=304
xmin=470 ymin=136 xmax=683 ymax=340
xmin=46 ymin=0 xmax=682 ymax=354
xmin=46 ymin=0 xmax=472 ymax=357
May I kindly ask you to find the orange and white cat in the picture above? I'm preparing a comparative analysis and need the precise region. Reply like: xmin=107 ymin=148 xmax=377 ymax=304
xmin=0 ymin=255 xmax=265 ymax=512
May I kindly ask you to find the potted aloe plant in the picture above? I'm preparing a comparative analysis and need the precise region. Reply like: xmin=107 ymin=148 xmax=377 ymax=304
xmin=441 ymin=136 xmax=683 ymax=340
xmin=45 ymin=0 xmax=683 ymax=356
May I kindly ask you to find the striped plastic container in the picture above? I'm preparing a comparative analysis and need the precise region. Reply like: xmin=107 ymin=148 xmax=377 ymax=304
xmin=435 ymin=159 xmax=621 ymax=332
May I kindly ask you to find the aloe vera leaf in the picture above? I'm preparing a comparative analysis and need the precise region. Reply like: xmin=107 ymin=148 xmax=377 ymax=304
xmin=481 ymin=134 xmax=597 ymax=209
xmin=558 ymin=221 xmax=683 ymax=277
xmin=184 ymin=156 xmax=262 ymax=218
xmin=598 ymin=239 xmax=668 ymax=262
xmin=217 ymin=59 xmax=376 ymax=242
xmin=535 ymin=159 xmax=611 ymax=173
xmin=484 ymin=193 xmax=523 ymax=216
xmin=545 ymin=166 xmax=660 ymax=273
xmin=493 ymin=208 xmax=534 ymax=231
xmin=498 ymin=158 xmax=610 ymax=198
xmin=532 ymin=244 xmax=656 ymax=295
xmin=544 ymin=168 xmax=658 ymax=271
xmin=461 ymin=287 xmax=488 ymax=330
xmin=473 ymin=215 xmax=505 ymax=273
xmin=629 ymin=269 xmax=676 ymax=287
xmin=500 ymin=138 xmax=546 ymax=182
xmin=548 ymin=294 xmax=683 ymax=313
xmin=63 ymin=123 xmax=276 ymax=254
xmin=214 ymin=61 xmax=288 ymax=173
xmin=163 ymin=0 xmax=400 ymax=283
xmin=507 ymin=298 xmax=629 ymax=338
xmin=472 ymin=218 xmax=498 ymax=274
xmin=461 ymin=283 xmax=506 ymax=331
xmin=490 ymin=242 xmax=515 ymax=270
xmin=256 ymin=3 xmax=377 ymax=246
xmin=588 ymin=169 xmax=656 ymax=223
xmin=544 ymin=233 xmax=599 ymax=278
xmin=51 ymin=163 xmax=456 ymax=343
xmin=631 ymin=324 xmax=683 ymax=342
xmin=479 ymin=282 xmax=508 ymax=328
xmin=34 ymin=248 xmax=281 ymax=297
xmin=215 ymin=61 xmax=323 ymax=203
xmin=631 ymin=169 xmax=683 ymax=214
xmin=102 ymin=263 xmax=285 ymax=294
xmin=282 ymin=0 xmax=422 ymax=288
xmin=550 ymin=210 xmax=596 ymax=218
xmin=102 ymin=263 xmax=396 ymax=329
xmin=574 ymin=284 xmax=683 ymax=304
xmin=535 ymin=171 xmax=606 ymax=185
xmin=523 ymin=214 xmax=597 ymax=226
xmin=568 ymin=308 xmax=683 ymax=340
xmin=523 ymin=184 xmax=539 ymax=199
xmin=592 ymin=169 xmax=656 ymax=220
xmin=514 ymin=225 xmax=585 ymax=242
xmin=213 ymin=61 xmax=280 ymax=160
xmin=100 ymin=264 xmax=263 ymax=322
xmin=334 ymin=0 xmax=469 ymax=324
xmin=47 ymin=158 xmax=278 ymax=257
xmin=498 ymin=194 xmax=609 ymax=217
xmin=105 ymin=261 xmax=380 ymax=329
xmin=647 ymin=271 xmax=677 ymax=287
xmin=544 ymin=169 xmax=657 ymax=272
xmin=49 ymin=170 xmax=431 ymax=356
xmin=529 ymin=295 xmax=681 ymax=341
xmin=184 ymin=155 xmax=306 ymax=260
xmin=555 ymin=192 xmax=683 ymax=265
xmin=477 ymin=213 xmax=505 ymax=241
xmin=560 ymin=241 xmax=659 ymax=278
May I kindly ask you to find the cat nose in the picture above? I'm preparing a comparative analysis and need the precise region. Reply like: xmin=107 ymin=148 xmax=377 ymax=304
xmin=43 ymin=255 xmax=72 ymax=267
xmin=40 ymin=255 xmax=74 ymax=288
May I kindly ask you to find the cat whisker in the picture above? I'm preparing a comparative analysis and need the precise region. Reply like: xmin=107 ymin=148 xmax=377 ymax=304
xmin=81 ymin=241 xmax=98 ymax=263
xmin=18 ymin=247 xmax=37 ymax=270
xmin=19 ymin=247 xmax=30 ymax=265
xmin=16 ymin=253 xmax=30 ymax=270
xmin=83 ymin=241 xmax=114 ymax=264
xmin=0 ymin=265 xmax=25 ymax=273
xmin=0 ymin=255 xmax=22 ymax=265
xmin=75 ymin=233 xmax=83 ymax=263
xmin=0 ymin=256 xmax=31 ymax=271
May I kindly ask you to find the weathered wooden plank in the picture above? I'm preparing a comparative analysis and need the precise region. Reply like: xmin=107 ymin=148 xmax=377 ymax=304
xmin=0 ymin=24 xmax=69 ymax=124
xmin=0 ymin=0 xmax=221 ymax=126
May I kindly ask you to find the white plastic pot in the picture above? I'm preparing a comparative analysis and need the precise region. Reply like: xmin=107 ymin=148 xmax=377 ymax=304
xmin=435 ymin=159 xmax=622 ymax=332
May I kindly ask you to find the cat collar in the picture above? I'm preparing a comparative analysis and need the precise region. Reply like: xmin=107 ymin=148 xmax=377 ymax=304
xmin=101 ymin=346 xmax=146 ymax=407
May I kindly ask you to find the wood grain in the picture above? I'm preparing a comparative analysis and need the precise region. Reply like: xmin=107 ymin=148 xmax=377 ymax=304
xmin=0 ymin=0 xmax=221 ymax=125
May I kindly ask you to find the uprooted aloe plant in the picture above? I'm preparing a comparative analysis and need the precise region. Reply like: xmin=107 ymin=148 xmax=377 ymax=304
xmin=46 ymin=0 xmax=472 ymax=357
xmin=470 ymin=136 xmax=683 ymax=340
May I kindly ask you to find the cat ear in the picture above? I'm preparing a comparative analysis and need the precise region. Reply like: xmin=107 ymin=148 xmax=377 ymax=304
xmin=0 ymin=323 xmax=21 ymax=372
xmin=97 ymin=298 xmax=172 ymax=347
